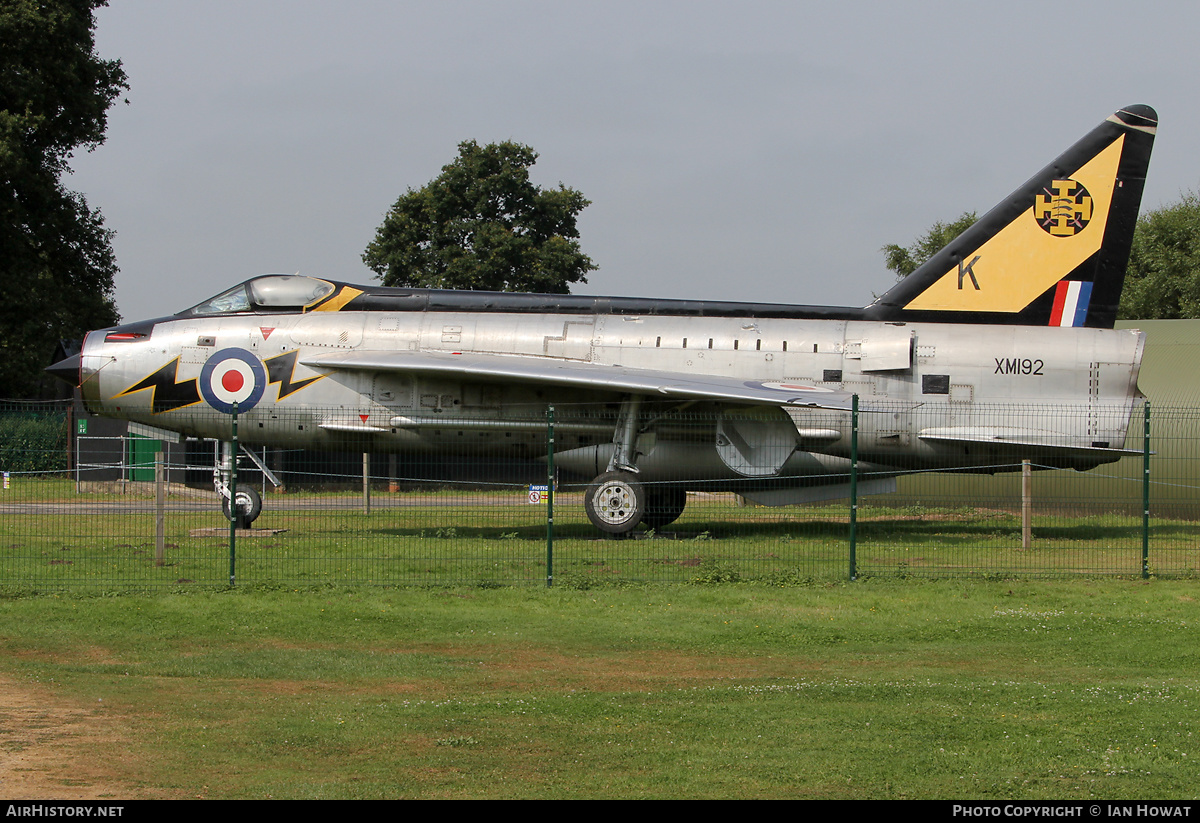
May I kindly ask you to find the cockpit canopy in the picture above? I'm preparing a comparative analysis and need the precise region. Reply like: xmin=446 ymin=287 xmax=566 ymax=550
xmin=180 ymin=275 xmax=336 ymax=316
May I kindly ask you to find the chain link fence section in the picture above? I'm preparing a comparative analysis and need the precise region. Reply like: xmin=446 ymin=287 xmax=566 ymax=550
xmin=2 ymin=399 xmax=1197 ymax=590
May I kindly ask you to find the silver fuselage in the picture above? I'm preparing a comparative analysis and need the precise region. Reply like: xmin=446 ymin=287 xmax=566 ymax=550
xmin=79 ymin=307 xmax=1145 ymax=486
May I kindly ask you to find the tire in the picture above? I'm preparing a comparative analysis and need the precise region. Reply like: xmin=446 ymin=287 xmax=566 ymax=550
xmin=642 ymin=487 xmax=687 ymax=530
xmin=222 ymin=486 xmax=262 ymax=528
xmin=584 ymin=471 xmax=645 ymax=534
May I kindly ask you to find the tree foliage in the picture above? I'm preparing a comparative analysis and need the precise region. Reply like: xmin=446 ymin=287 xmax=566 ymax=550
xmin=0 ymin=0 xmax=126 ymax=397
xmin=1118 ymin=192 xmax=1200 ymax=320
xmin=363 ymin=140 xmax=595 ymax=293
xmin=881 ymin=212 xmax=977 ymax=279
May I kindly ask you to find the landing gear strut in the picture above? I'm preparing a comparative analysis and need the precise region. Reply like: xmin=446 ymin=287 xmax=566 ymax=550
xmin=582 ymin=396 xmax=690 ymax=535
xmin=214 ymin=441 xmax=280 ymax=528
xmin=583 ymin=396 xmax=648 ymax=534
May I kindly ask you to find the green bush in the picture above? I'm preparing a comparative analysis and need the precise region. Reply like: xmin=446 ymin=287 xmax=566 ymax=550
xmin=0 ymin=407 xmax=69 ymax=473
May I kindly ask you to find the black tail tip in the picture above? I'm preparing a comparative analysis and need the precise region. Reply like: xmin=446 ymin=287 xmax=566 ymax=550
xmin=1117 ymin=105 xmax=1158 ymax=127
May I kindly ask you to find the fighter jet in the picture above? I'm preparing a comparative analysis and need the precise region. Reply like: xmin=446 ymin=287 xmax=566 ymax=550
xmin=49 ymin=104 xmax=1158 ymax=534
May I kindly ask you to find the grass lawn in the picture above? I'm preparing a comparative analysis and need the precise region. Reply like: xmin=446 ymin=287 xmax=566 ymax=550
xmin=0 ymin=579 xmax=1197 ymax=799
xmin=3 ymin=482 xmax=1199 ymax=588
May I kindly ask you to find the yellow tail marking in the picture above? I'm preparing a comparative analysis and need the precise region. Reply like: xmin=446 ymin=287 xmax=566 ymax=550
xmin=904 ymin=135 xmax=1125 ymax=313
xmin=311 ymin=286 xmax=364 ymax=312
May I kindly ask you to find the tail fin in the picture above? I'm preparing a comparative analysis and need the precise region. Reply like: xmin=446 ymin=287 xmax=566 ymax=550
xmin=867 ymin=104 xmax=1157 ymax=328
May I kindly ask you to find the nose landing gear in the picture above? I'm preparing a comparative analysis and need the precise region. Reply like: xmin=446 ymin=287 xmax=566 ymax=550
xmin=215 ymin=441 xmax=280 ymax=528
xmin=221 ymin=486 xmax=263 ymax=530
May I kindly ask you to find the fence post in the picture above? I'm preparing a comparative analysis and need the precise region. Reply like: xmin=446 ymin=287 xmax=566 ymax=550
xmin=229 ymin=403 xmax=238 ymax=587
xmin=849 ymin=394 xmax=858 ymax=581
xmin=363 ymin=453 xmax=371 ymax=514
xmin=66 ymin=404 xmax=74 ymax=477
xmin=546 ymin=405 xmax=555 ymax=588
xmin=155 ymin=451 xmax=166 ymax=566
xmin=1021 ymin=459 xmax=1032 ymax=550
xmin=1143 ymin=400 xmax=1151 ymax=579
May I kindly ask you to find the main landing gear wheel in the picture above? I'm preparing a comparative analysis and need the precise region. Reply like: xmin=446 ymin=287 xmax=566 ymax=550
xmin=222 ymin=487 xmax=262 ymax=529
xmin=643 ymin=487 xmax=687 ymax=530
xmin=584 ymin=471 xmax=645 ymax=535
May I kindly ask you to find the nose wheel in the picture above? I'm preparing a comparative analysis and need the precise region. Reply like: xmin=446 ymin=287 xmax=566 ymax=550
xmin=222 ymin=487 xmax=262 ymax=529
xmin=584 ymin=471 xmax=645 ymax=534
xmin=214 ymin=440 xmax=269 ymax=529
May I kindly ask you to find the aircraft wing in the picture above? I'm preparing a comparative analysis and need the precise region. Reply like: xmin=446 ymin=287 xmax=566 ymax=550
xmin=302 ymin=350 xmax=855 ymax=409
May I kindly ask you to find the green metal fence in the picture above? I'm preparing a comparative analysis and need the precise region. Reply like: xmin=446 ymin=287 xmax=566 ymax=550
xmin=2 ymin=399 xmax=1197 ymax=590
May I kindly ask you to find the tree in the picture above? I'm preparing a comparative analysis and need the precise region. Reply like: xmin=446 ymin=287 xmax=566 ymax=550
xmin=881 ymin=212 xmax=977 ymax=279
xmin=363 ymin=140 xmax=595 ymax=293
xmin=0 ymin=0 xmax=126 ymax=397
xmin=1118 ymin=192 xmax=1200 ymax=320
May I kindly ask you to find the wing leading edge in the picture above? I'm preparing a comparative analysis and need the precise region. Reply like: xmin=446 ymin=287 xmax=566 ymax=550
xmin=301 ymin=350 xmax=856 ymax=410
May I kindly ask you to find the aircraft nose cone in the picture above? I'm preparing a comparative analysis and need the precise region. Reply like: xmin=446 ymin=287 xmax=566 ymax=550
xmin=45 ymin=353 xmax=81 ymax=386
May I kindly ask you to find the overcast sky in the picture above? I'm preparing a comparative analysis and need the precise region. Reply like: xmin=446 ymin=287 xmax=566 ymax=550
xmin=67 ymin=0 xmax=1200 ymax=323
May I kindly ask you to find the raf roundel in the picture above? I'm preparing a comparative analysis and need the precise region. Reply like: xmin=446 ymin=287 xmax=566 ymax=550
xmin=199 ymin=348 xmax=267 ymax=414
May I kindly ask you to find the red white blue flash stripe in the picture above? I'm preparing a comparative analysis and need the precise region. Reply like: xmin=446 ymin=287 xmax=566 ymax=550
xmin=1049 ymin=280 xmax=1093 ymax=327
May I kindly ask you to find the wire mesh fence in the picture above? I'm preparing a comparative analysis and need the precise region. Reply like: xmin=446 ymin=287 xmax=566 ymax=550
xmin=1 ymin=398 xmax=1197 ymax=589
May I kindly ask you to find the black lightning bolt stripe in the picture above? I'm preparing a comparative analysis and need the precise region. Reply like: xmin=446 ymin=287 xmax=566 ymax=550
xmin=265 ymin=350 xmax=325 ymax=400
xmin=115 ymin=358 xmax=202 ymax=414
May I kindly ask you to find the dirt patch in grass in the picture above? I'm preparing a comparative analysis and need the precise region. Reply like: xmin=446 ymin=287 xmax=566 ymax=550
xmin=0 ymin=674 xmax=160 ymax=800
